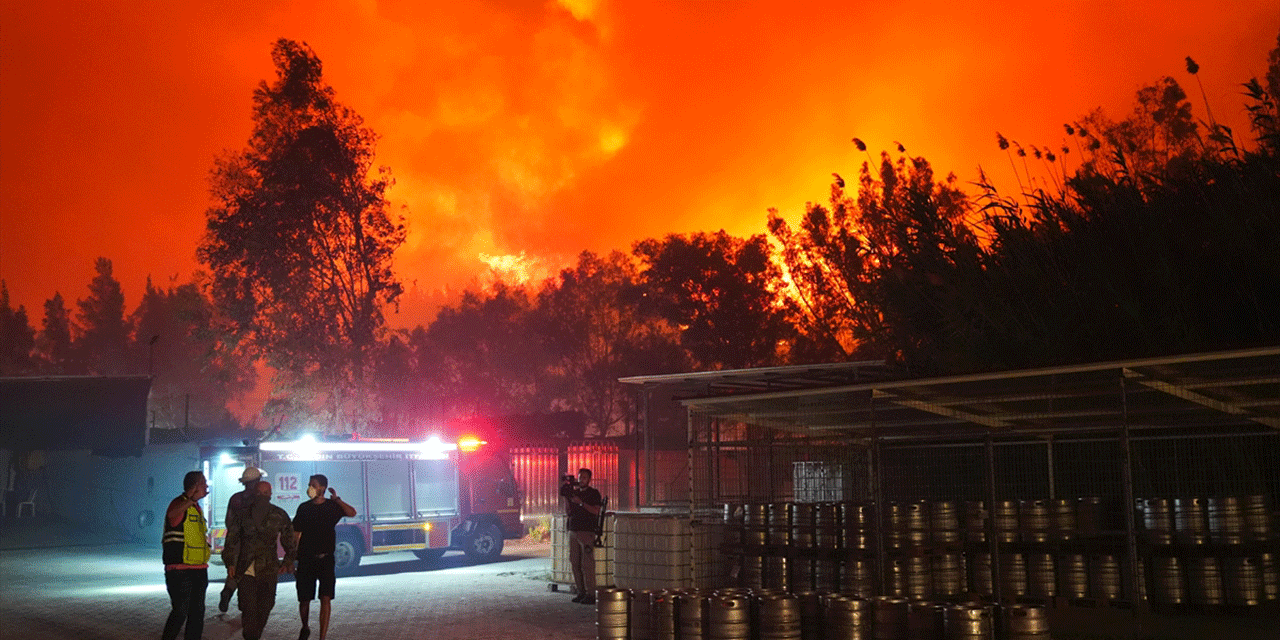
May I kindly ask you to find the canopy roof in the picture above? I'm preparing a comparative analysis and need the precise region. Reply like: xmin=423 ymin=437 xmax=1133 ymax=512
xmin=620 ymin=347 xmax=1280 ymax=441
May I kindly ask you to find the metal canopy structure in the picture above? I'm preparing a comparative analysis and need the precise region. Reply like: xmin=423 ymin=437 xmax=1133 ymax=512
xmin=622 ymin=347 xmax=1280 ymax=440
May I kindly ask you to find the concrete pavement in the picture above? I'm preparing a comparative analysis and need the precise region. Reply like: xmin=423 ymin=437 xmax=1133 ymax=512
xmin=1 ymin=517 xmax=597 ymax=640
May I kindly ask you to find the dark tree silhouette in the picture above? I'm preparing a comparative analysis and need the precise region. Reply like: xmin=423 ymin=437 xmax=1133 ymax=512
xmin=130 ymin=277 xmax=256 ymax=432
xmin=0 ymin=282 xmax=36 ymax=375
xmin=417 ymin=283 xmax=546 ymax=419
xmin=75 ymin=257 xmax=130 ymax=375
xmin=531 ymin=250 xmax=685 ymax=436
xmin=769 ymin=154 xmax=981 ymax=371
xmin=633 ymin=231 xmax=796 ymax=369
xmin=36 ymin=292 xmax=74 ymax=374
xmin=199 ymin=39 xmax=405 ymax=431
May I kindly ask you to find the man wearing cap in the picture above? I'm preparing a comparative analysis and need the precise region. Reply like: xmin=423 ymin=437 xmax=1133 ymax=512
xmin=219 ymin=466 xmax=266 ymax=613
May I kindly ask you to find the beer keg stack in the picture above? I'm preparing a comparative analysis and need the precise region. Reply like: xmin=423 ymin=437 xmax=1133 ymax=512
xmin=717 ymin=493 xmax=1275 ymax=620
xmin=1137 ymin=493 xmax=1278 ymax=611
xmin=596 ymin=587 xmax=1053 ymax=640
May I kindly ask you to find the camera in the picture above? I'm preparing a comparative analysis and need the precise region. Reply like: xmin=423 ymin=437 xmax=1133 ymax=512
xmin=559 ymin=474 xmax=579 ymax=498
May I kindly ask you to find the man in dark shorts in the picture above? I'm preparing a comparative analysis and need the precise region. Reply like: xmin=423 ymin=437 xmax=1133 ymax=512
xmin=293 ymin=474 xmax=356 ymax=640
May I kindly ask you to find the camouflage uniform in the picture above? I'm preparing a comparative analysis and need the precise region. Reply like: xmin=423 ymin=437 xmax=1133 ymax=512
xmin=222 ymin=497 xmax=297 ymax=640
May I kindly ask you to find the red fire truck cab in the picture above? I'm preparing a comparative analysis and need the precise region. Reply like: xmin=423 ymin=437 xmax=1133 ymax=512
xmin=203 ymin=435 xmax=523 ymax=573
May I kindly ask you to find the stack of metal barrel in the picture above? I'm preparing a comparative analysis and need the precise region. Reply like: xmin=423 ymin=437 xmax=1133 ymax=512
xmin=595 ymin=588 xmax=1052 ymax=640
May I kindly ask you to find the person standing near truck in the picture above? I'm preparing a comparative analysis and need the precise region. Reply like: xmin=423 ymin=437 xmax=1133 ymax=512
xmin=161 ymin=470 xmax=211 ymax=640
xmin=561 ymin=468 xmax=603 ymax=605
xmin=294 ymin=474 xmax=357 ymax=640
xmin=223 ymin=480 xmax=296 ymax=640
xmin=219 ymin=466 xmax=266 ymax=613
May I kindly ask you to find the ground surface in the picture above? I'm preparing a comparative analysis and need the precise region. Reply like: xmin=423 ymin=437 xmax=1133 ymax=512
xmin=2 ymin=516 xmax=1275 ymax=640
xmin=0 ymin=515 xmax=594 ymax=640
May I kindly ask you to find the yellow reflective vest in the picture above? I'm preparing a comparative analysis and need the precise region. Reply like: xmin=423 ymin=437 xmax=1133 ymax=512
xmin=162 ymin=502 xmax=211 ymax=566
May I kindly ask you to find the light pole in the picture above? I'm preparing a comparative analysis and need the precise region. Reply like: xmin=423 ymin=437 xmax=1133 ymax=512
xmin=148 ymin=335 xmax=160 ymax=376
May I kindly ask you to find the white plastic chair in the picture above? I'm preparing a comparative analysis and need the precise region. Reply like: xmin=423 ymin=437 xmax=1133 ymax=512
xmin=16 ymin=489 xmax=36 ymax=518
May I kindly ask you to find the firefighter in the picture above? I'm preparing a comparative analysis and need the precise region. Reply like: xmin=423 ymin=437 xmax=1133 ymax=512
xmin=561 ymin=468 xmax=603 ymax=605
xmin=161 ymin=470 xmax=211 ymax=640
xmin=223 ymin=480 xmax=297 ymax=640
xmin=219 ymin=465 xmax=266 ymax=613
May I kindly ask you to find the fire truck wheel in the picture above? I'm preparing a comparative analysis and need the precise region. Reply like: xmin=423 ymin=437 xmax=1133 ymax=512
xmin=464 ymin=523 xmax=504 ymax=562
xmin=413 ymin=548 xmax=446 ymax=561
xmin=334 ymin=535 xmax=363 ymax=573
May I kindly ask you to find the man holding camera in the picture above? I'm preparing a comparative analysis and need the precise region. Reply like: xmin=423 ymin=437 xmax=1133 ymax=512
xmin=560 ymin=468 xmax=603 ymax=605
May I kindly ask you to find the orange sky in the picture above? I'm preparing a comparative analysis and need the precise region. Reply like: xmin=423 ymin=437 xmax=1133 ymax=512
xmin=2 ymin=1 xmax=1277 ymax=329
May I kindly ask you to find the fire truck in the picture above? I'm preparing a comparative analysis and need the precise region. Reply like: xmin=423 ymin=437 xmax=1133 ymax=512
xmin=202 ymin=435 xmax=523 ymax=573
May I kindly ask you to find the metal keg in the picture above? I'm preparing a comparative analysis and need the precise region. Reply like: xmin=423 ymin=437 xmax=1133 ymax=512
xmin=884 ymin=556 xmax=931 ymax=599
xmin=1208 ymin=496 xmax=1245 ymax=544
xmin=1076 ymin=497 xmax=1103 ymax=537
xmin=1147 ymin=556 xmax=1186 ymax=604
xmin=652 ymin=591 xmax=678 ymax=640
xmin=1261 ymin=553 xmax=1278 ymax=602
xmin=791 ymin=591 xmax=823 ymax=640
xmin=1139 ymin=498 xmax=1175 ymax=544
xmin=943 ymin=603 xmax=993 ymax=640
xmin=815 ymin=503 xmax=841 ymax=549
xmin=823 ymin=595 xmax=872 ymax=640
xmin=906 ymin=501 xmax=931 ymax=546
xmin=906 ymin=601 xmax=945 ymax=640
xmin=1186 ymin=557 xmax=1225 ymax=606
xmin=969 ymin=553 xmax=993 ymax=597
xmin=1002 ymin=604 xmax=1050 ymax=640
xmin=1000 ymin=553 xmax=1028 ymax=598
xmin=631 ymin=589 xmax=658 ymax=640
xmin=964 ymin=501 xmax=987 ymax=544
xmin=1019 ymin=500 xmax=1051 ymax=543
xmin=1242 ymin=495 xmax=1272 ymax=541
xmin=1223 ymin=556 xmax=1263 ymax=606
xmin=1058 ymin=554 xmax=1088 ymax=598
xmin=871 ymin=597 xmax=909 ymax=640
xmin=792 ymin=503 xmax=817 ymax=550
xmin=993 ymin=500 xmax=1019 ymax=543
xmin=884 ymin=558 xmax=907 ymax=598
xmin=769 ymin=503 xmax=794 ymax=547
xmin=842 ymin=559 xmax=877 ymax=598
xmin=933 ymin=553 xmax=967 ymax=598
xmin=766 ymin=556 xmax=789 ymax=591
xmin=1051 ymin=498 xmax=1076 ymax=541
xmin=886 ymin=503 xmax=907 ymax=549
xmin=756 ymin=593 xmax=802 ymax=640
xmin=707 ymin=594 xmax=751 ymax=640
xmin=905 ymin=556 xmax=932 ymax=599
xmin=597 ymin=588 xmax=631 ymax=640
xmin=1174 ymin=497 xmax=1210 ymax=545
xmin=842 ymin=502 xmax=875 ymax=550
xmin=932 ymin=501 xmax=962 ymax=544
xmin=676 ymin=591 xmax=709 ymax=640
xmin=1089 ymin=555 xmax=1121 ymax=600
xmin=1026 ymin=553 xmax=1056 ymax=598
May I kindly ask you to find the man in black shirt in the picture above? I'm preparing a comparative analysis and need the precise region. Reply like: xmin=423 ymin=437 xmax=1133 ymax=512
xmin=561 ymin=468 xmax=603 ymax=605
xmin=292 ymin=474 xmax=356 ymax=640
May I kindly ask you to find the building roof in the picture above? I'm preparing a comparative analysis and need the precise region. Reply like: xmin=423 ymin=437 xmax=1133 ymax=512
xmin=623 ymin=347 xmax=1280 ymax=441
xmin=0 ymin=375 xmax=152 ymax=454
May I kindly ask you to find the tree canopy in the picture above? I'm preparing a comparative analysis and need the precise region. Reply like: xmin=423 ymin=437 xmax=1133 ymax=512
xmin=199 ymin=39 xmax=405 ymax=430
